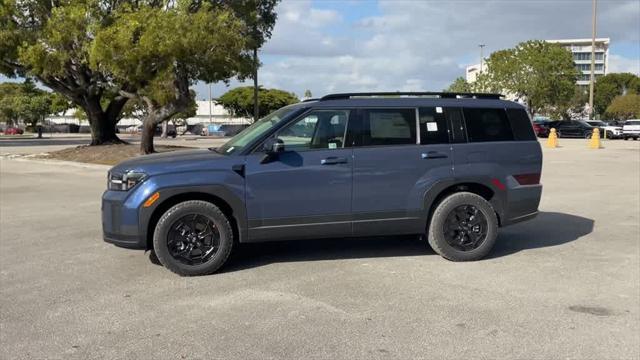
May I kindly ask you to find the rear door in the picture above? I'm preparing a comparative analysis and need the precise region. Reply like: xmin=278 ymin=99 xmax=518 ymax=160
xmin=351 ymin=107 xmax=453 ymax=236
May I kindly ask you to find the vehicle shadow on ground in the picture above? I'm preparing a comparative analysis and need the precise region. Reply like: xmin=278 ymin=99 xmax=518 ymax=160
xmin=215 ymin=211 xmax=594 ymax=273
xmin=489 ymin=211 xmax=594 ymax=259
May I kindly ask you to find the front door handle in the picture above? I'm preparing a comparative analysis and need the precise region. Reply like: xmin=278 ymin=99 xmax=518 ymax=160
xmin=421 ymin=151 xmax=448 ymax=159
xmin=321 ymin=157 xmax=348 ymax=165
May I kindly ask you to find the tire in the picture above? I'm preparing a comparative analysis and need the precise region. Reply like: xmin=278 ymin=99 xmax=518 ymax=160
xmin=427 ymin=192 xmax=498 ymax=262
xmin=623 ymin=136 xmax=629 ymax=141
xmin=153 ymin=200 xmax=234 ymax=276
xmin=584 ymin=132 xmax=592 ymax=139
xmin=606 ymin=131 xmax=613 ymax=139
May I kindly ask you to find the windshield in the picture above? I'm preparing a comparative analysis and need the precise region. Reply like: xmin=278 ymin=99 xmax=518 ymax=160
xmin=215 ymin=106 xmax=301 ymax=155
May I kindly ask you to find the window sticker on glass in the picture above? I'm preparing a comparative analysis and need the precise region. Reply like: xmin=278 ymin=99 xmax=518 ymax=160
xmin=436 ymin=107 xmax=443 ymax=113
xmin=328 ymin=142 xmax=337 ymax=149
xmin=426 ymin=122 xmax=438 ymax=132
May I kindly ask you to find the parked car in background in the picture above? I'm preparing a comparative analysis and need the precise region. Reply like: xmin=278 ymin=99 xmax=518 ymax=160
xmin=3 ymin=127 xmax=24 ymax=135
xmin=102 ymin=91 xmax=543 ymax=276
xmin=585 ymin=120 xmax=622 ymax=139
xmin=136 ymin=124 xmax=177 ymax=137
xmin=548 ymin=120 xmax=594 ymax=138
xmin=532 ymin=119 xmax=551 ymax=137
xmin=622 ymin=119 xmax=640 ymax=140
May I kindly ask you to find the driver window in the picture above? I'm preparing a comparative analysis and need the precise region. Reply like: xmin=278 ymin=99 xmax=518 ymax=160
xmin=277 ymin=110 xmax=350 ymax=151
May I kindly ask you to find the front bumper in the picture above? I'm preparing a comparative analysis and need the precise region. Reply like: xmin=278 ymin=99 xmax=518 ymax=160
xmin=102 ymin=190 xmax=146 ymax=249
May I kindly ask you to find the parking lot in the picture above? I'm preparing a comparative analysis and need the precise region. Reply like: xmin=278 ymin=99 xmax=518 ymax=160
xmin=1 ymin=138 xmax=639 ymax=359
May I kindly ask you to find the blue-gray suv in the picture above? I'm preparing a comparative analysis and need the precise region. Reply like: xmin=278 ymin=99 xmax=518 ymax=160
xmin=102 ymin=92 xmax=542 ymax=276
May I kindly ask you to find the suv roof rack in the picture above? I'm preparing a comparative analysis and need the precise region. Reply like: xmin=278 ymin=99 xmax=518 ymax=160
xmin=319 ymin=92 xmax=503 ymax=101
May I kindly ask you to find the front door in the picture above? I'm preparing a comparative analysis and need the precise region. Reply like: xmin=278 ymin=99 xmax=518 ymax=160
xmin=245 ymin=109 xmax=354 ymax=241
xmin=351 ymin=107 xmax=453 ymax=236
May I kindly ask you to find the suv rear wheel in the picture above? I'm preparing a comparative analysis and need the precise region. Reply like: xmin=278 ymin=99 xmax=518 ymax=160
xmin=427 ymin=192 xmax=498 ymax=261
xmin=153 ymin=200 xmax=233 ymax=276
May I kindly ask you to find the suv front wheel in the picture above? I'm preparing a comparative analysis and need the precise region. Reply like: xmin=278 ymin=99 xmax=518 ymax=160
xmin=153 ymin=200 xmax=234 ymax=276
xmin=428 ymin=192 xmax=498 ymax=261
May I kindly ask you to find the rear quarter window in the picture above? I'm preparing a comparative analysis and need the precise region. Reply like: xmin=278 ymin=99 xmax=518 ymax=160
xmin=506 ymin=108 xmax=537 ymax=141
xmin=463 ymin=108 xmax=514 ymax=142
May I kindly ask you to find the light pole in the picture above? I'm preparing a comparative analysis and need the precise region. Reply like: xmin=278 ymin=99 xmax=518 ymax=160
xmin=479 ymin=44 xmax=486 ymax=75
xmin=208 ymin=83 xmax=213 ymax=123
xmin=588 ymin=0 xmax=597 ymax=119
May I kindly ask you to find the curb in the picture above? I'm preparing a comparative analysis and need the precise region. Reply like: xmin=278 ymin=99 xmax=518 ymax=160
xmin=0 ymin=154 xmax=111 ymax=171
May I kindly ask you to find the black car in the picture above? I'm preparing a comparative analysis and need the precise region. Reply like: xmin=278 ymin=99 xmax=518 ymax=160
xmin=548 ymin=120 xmax=594 ymax=138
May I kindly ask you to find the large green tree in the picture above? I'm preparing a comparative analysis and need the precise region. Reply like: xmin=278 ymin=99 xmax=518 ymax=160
xmin=445 ymin=77 xmax=473 ymax=93
xmin=0 ymin=0 xmax=134 ymax=144
xmin=594 ymin=73 xmax=640 ymax=117
xmin=91 ymin=3 xmax=252 ymax=154
xmin=218 ymin=86 xmax=298 ymax=119
xmin=605 ymin=94 xmax=640 ymax=120
xmin=479 ymin=40 xmax=578 ymax=116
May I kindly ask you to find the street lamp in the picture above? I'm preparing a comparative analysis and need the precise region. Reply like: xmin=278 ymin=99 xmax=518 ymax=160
xmin=479 ymin=44 xmax=486 ymax=75
xmin=588 ymin=0 xmax=597 ymax=119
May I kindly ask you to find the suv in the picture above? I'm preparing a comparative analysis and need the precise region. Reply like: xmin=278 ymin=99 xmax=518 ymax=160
xmin=585 ymin=120 xmax=623 ymax=139
xmin=548 ymin=120 xmax=594 ymax=138
xmin=102 ymin=92 xmax=543 ymax=276
xmin=622 ymin=120 xmax=640 ymax=140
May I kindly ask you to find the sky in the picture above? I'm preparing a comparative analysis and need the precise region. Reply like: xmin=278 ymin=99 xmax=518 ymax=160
xmin=3 ymin=0 xmax=640 ymax=100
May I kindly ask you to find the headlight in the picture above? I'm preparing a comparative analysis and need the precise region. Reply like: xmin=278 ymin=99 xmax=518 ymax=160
xmin=108 ymin=171 xmax=146 ymax=191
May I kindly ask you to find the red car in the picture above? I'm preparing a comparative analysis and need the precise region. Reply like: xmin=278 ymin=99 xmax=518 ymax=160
xmin=3 ymin=127 xmax=24 ymax=135
xmin=532 ymin=121 xmax=550 ymax=138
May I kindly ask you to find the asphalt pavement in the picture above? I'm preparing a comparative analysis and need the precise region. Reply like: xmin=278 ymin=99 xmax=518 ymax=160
xmin=0 ymin=138 xmax=639 ymax=359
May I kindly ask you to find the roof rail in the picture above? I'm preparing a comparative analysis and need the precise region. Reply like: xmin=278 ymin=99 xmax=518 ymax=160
xmin=301 ymin=98 xmax=320 ymax=102
xmin=319 ymin=92 xmax=503 ymax=101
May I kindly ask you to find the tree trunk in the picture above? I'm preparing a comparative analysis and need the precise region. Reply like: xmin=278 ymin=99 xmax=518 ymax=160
xmin=253 ymin=47 xmax=259 ymax=123
xmin=141 ymin=118 xmax=157 ymax=154
xmin=161 ymin=121 xmax=168 ymax=138
xmin=88 ymin=116 xmax=122 ymax=145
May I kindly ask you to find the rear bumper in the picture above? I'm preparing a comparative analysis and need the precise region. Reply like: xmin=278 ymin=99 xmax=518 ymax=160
xmin=501 ymin=184 xmax=542 ymax=227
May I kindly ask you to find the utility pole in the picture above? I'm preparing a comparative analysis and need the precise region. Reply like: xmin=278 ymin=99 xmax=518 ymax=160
xmin=479 ymin=44 xmax=486 ymax=75
xmin=208 ymin=83 xmax=212 ymax=123
xmin=588 ymin=0 xmax=597 ymax=119
xmin=253 ymin=47 xmax=259 ymax=123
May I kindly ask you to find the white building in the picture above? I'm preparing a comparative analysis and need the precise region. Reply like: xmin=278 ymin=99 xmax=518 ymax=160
xmin=465 ymin=38 xmax=610 ymax=88
xmin=547 ymin=38 xmax=609 ymax=87
xmin=45 ymin=100 xmax=251 ymax=127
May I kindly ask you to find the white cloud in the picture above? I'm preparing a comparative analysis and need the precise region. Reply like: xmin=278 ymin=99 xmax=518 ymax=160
xmin=204 ymin=0 xmax=640 ymax=99
xmin=609 ymin=54 xmax=640 ymax=75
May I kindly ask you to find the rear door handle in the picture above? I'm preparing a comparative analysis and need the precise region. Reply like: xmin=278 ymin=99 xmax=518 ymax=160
xmin=321 ymin=157 xmax=348 ymax=165
xmin=421 ymin=151 xmax=448 ymax=159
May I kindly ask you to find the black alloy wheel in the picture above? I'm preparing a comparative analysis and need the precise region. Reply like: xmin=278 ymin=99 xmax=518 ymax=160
xmin=167 ymin=214 xmax=220 ymax=266
xmin=442 ymin=205 xmax=488 ymax=251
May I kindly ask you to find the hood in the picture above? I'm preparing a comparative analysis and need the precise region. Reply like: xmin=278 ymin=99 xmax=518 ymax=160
xmin=110 ymin=148 xmax=232 ymax=176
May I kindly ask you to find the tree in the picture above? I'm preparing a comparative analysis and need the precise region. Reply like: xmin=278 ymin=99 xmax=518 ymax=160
xmin=0 ymin=81 xmax=70 ymax=127
xmin=605 ymin=94 xmax=640 ymax=120
xmin=91 ymin=3 xmax=252 ymax=154
xmin=482 ymin=40 xmax=578 ymax=116
xmin=223 ymin=0 xmax=279 ymax=122
xmin=445 ymin=77 xmax=472 ymax=93
xmin=304 ymin=89 xmax=313 ymax=99
xmin=0 ymin=0 xmax=134 ymax=144
xmin=218 ymin=86 xmax=298 ymax=119
xmin=594 ymin=73 xmax=640 ymax=117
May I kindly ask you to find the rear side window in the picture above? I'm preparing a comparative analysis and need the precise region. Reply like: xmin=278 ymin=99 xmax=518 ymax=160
xmin=506 ymin=108 xmax=536 ymax=141
xmin=463 ymin=108 xmax=514 ymax=142
xmin=362 ymin=109 xmax=416 ymax=146
xmin=419 ymin=107 xmax=449 ymax=144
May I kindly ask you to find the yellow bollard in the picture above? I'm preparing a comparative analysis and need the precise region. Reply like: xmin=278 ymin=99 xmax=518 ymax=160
xmin=589 ymin=128 xmax=601 ymax=149
xmin=546 ymin=128 xmax=558 ymax=148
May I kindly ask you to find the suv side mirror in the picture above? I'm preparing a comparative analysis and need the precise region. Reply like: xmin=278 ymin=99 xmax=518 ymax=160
xmin=263 ymin=137 xmax=285 ymax=154
xmin=260 ymin=137 xmax=285 ymax=164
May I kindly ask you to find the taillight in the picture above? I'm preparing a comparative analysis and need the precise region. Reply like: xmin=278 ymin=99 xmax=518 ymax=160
xmin=513 ymin=173 xmax=541 ymax=185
